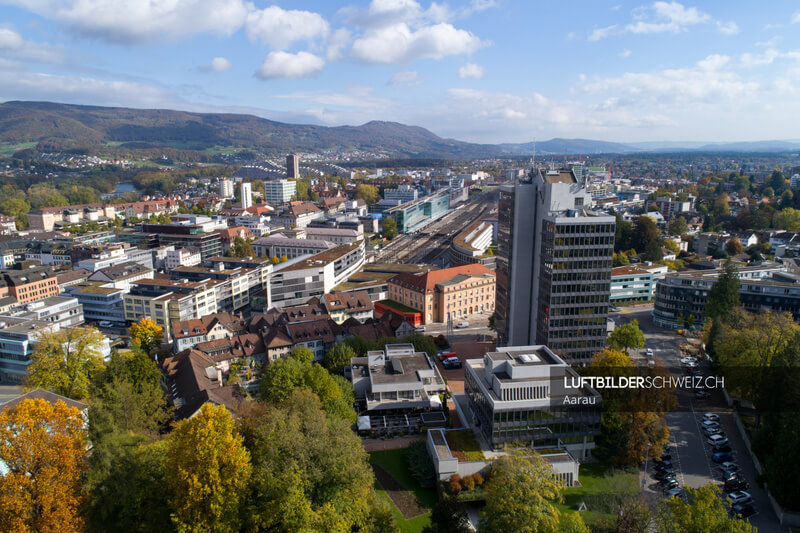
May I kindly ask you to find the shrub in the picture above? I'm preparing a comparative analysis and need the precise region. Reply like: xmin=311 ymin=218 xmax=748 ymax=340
xmin=461 ymin=474 xmax=475 ymax=490
xmin=448 ymin=474 xmax=462 ymax=494
xmin=434 ymin=334 xmax=448 ymax=347
xmin=405 ymin=440 xmax=436 ymax=488
xmin=472 ymin=473 xmax=484 ymax=486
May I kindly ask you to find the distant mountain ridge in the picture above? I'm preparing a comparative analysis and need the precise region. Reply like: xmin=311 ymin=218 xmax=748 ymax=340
xmin=1 ymin=101 xmax=799 ymax=159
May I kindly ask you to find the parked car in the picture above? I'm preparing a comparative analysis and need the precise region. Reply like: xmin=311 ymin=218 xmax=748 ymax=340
xmin=661 ymin=479 xmax=680 ymax=491
xmin=661 ymin=453 xmax=672 ymax=461
xmin=713 ymin=444 xmax=732 ymax=453
xmin=702 ymin=420 xmax=720 ymax=430
xmin=443 ymin=357 xmax=462 ymax=369
xmin=456 ymin=321 xmax=469 ymax=328
xmin=703 ymin=426 xmax=724 ymax=436
xmin=98 ymin=320 xmax=114 ymax=328
xmin=680 ymin=357 xmax=697 ymax=365
xmin=655 ymin=470 xmax=675 ymax=481
xmin=438 ymin=351 xmax=457 ymax=361
xmin=414 ymin=325 xmax=425 ymax=332
xmin=719 ymin=462 xmax=739 ymax=473
xmin=703 ymin=413 xmax=720 ymax=422
xmin=666 ymin=487 xmax=684 ymax=498
xmin=709 ymin=436 xmax=730 ymax=447
xmin=727 ymin=491 xmax=752 ymax=505
xmin=712 ymin=452 xmax=734 ymax=463
xmin=696 ymin=390 xmax=711 ymax=399
xmin=731 ymin=503 xmax=757 ymax=519
xmin=724 ymin=479 xmax=750 ymax=493
xmin=645 ymin=348 xmax=654 ymax=357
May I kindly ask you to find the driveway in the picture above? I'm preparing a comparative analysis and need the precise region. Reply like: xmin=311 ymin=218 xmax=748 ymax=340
xmin=619 ymin=307 xmax=787 ymax=532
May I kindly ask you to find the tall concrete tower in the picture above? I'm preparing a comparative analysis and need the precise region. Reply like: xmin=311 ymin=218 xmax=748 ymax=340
xmin=287 ymin=154 xmax=300 ymax=179
xmin=241 ymin=182 xmax=252 ymax=209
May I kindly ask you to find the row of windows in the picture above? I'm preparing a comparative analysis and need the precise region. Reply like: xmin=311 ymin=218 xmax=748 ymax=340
xmin=554 ymin=223 xmax=615 ymax=235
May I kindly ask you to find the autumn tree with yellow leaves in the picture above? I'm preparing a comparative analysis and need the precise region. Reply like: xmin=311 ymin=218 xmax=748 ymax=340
xmin=128 ymin=317 xmax=163 ymax=354
xmin=0 ymin=399 xmax=87 ymax=532
xmin=165 ymin=403 xmax=251 ymax=533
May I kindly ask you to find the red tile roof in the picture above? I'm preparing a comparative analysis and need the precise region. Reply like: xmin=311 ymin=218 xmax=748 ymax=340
xmin=389 ymin=264 xmax=495 ymax=293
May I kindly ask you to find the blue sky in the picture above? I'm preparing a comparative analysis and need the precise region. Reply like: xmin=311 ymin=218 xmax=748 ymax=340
xmin=1 ymin=0 xmax=799 ymax=144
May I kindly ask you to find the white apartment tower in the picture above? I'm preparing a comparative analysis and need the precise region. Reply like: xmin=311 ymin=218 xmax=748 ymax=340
xmin=241 ymin=182 xmax=252 ymax=209
xmin=219 ymin=179 xmax=234 ymax=199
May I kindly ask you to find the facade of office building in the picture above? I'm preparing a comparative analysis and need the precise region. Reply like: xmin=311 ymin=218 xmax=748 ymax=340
xmin=653 ymin=262 xmax=795 ymax=328
xmin=495 ymin=167 xmax=615 ymax=364
xmin=464 ymin=345 xmax=600 ymax=458
xmin=264 ymin=179 xmax=297 ymax=205
xmin=286 ymin=154 xmax=300 ymax=178
xmin=67 ymin=281 xmax=127 ymax=324
xmin=610 ymin=267 xmax=653 ymax=302
xmin=386 ymin=191 xmax=451 ymax=233
xmin=0 ymin=317 xmax=59 ymax=383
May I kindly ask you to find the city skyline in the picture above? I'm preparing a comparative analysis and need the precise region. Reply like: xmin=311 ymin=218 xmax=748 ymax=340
xmin=1 ymin=1 xmax=800 ymax=144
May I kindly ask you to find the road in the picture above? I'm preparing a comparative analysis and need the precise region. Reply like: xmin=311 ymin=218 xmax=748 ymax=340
xmin=617 ymin=305 xmax=787 ymax=532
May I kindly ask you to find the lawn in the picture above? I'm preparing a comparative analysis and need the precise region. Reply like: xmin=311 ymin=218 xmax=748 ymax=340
xmin=377 ymin=299 xmax=419 ymax=314
xmin=373 ymin=481 xmax=431 ymax=533
xmin=0 ymin=142 xmax=37 ymax=155
xmin=370 ymin=448 xmax=438 ymax=533
xmin=555 ymin=461 xmax=638 ymax=525
xmin=444 ymin=429 xmax=485 ymax=462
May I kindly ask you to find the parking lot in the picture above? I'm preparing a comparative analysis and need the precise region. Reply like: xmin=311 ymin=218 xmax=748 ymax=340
xmin=619 ymin=306 xmax=787 ymax=532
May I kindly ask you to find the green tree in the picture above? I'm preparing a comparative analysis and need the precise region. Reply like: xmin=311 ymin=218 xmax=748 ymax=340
xmin=382 ymin=216 xmax=398 ymax=240
xmin=668 ymin=216 xmax=689 ymax=236
xmin=557 ymin=512 xmax=590 ymax=533
xmin=687 ymin=314 xmax=695 ymax=329
xmin=768 ymin=169 xmax=786 ymax=194
xmin=258 ymin=357 xmax=356 ymax=423
xmin=773 ymin=207 xmax=800 ymax=231
xmin=26 ymin=326 xmax=106 ymax=400
xmin=480 ymin=450 xmax=563 ymax=533
xmin=289 ymin=345 xmax=314 ymax=363
xmin=725 ymin=238 xmax=744 ymax=256
xmin=229 ymin=236 xmax=255 ymax=258
xmin=705 ymin=259 xmax=740 ymax=320
xmin=488 ymin=312 xmax=496 ymax=331
xmin=325 ymin=342 xmax=356 ymax=373
xmin=632 ymin=216 xmax=663 ymax=262
xmin=129 ymin=318 xmax=163 ymax=354
xmin=655 ymin=483 xmax=756 ymax=533
xmin=607 ymin=320 xmax=646 ymax=354
xmin=166 ymin=403 xmax=251 ymax=533
xmin=613 ymin=211 xmax=633 ymax=252
xmin=239 ymin=389 xmax=384 ymax=532
xmin=423 ymin=495 xmax=470 ymax=533
xmin=613 ymin=251 xmax=630 ymax=266
xmin=355 ymin=184 xmax=380 ymax=205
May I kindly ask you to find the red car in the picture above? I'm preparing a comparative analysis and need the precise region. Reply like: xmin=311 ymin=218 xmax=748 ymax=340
xmin=438 ymin=351 xmax=457 ymax=361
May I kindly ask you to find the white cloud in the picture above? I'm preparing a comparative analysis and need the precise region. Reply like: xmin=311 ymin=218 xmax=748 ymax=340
xmin=740 ymin=49 xmax=781 ymax=68
xmin=458 ymin=62 xmax=484 ymax=79
xmin=327 ymin=28 xmax=352 ymax=61
xmin=2 ymin=0 xmax=250 ymax=44
xmin=0 ymin=28 xmax=24 ymax=49
xmin=793 ymin=11 xmax=800 ymax=24
xmin=351 ymin=22 xmax=484 ymax=64
xmin=588 ymin=24 xmax=618 ymax=42
xmin=200 ymin=57 xmax=232 ymax=72
xmin=620 ymin=49 xmax=632 ymax=58
xmin=716 ymin=21 xmax=739 ymax=35
xmin=348 ymin=0 xmax=425 ymax=28
xmin=757 ymin=36 xmax=782 ymax=47
xmin=245 ymin=6 xmax=329 ymax=50
xmin=256 ymin=51 xmax=325 ymax=80
xmin=626 ymin=2 xmax=710 ymax=34
xmin=389 ymin=71 xmax=421 ymax=86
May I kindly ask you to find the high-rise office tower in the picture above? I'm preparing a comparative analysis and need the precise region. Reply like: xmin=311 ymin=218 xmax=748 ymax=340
xmin=495 ymin=166 xmax=615 ymax=365
xmin=287 ymin=154 xmax=300 ymax=179
xmin=241 ymin=182 xmax=252 ymax=209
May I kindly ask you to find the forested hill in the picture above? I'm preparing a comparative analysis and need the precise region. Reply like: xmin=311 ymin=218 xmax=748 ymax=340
xmin=0 ymin=101 xmax=506 ymax=159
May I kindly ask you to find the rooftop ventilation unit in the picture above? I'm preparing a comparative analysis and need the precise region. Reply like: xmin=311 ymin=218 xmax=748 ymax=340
xmin=518 ymin=353 xmax=540 ymax=364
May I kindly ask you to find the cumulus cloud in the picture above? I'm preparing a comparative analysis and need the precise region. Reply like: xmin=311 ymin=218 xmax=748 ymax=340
xmin=245 ymin=6 xmax=329 ymax=49
xmin=716 ymin=21 xmax=739 ymax=35
xmin=256 ymin=51 xmax=325 ymax=80
xmin=389 ymin=71 xmax=421 ymax=86
xmin=199 ymin=57 xmax=232 ymax=72
xmin=793 ymin=11 xmax=800 ymax=23
xmin=0 ymin=26 xmax=67 ymax=65
xmin=351 ymin=22 xmax=483 ymax=64
xmin=0 ymin=28 xmax=24 ymax=48
xmin=620 ymin=49 xmax=632 ymax=58
xmin=327 ymin=28 xmax=352 ymax=61
xmin=458 ymin=62 xmax=484 ymax=79
xmin=591 ymin=2 xmax=735 ymax=40
xmin=1 ymin=0 xmax=250 ymax=44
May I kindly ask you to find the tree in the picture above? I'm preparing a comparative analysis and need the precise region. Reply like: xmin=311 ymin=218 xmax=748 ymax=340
xmin=423 ymin=495 xmax=470 ymax=533
xmin=557 ymin=512 xmax=590 ymax=533
xmin=632 ymin=216 xmax=663 ymax=262
xmin=270 ymin=255 xmax=280 ymax=265
xmin=26 ymin=326 xmax=106 ymax=400
xmin=668 ymin=216 xmax=689 ymax=236
xmin=289 ymin=345 xmax=314 ymax=364
xmin=258 ymin=357 xmax=356 ymax=423
xmin=773 ymin=207 xmax=800 ymax=232
xmin=655 ymin=484 xmax=756 ymax=533
xmin=129 ymin=318 xmax=163 ymax=354
xmin=705 ymin=259 xmax=740 ymax=321
xmin=613 ymin=251 xmax=630 ymax=266
xmin=239 ymin=389 xmax=384 ymax=532
xmin=480 ymin=450 xmax=563 ymax=533
xmin=687 ymin=314 xmax=695 ymax=329
xmin=613 ymin=211 xmax=633 ymax=252
xmin=166 ymin=403 xmax=251 ymax=533
xmin=488 ymin=312 xmax=496 ymax=331
xmin=607 ymin=320 xmax=646 ymax=354
xmin=768 ymin=169 xmax=786 ymax=194
xmin=0 ymin=399 xmax=87 ymax=532
xmin=355 ymin=184 xmax=380 ymax=205
xmin=229 ymin=236 xmax=255 ymax=258
xmin=382 ymin=216 xmax=398 ymax=240
xmin=725 ymin=238 xmax=744 ymax=256
xmin=325 ymin=342 xmax=356 ymax=373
